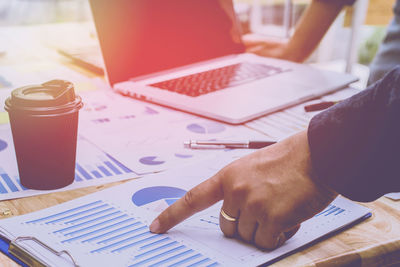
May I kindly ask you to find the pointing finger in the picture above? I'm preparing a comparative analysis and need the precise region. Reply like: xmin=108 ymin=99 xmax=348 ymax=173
xmin=150 ymin=174 xmax=223 ymax=234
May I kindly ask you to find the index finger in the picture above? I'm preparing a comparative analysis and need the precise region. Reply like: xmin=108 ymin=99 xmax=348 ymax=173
xmin=149 ymin=174 xmax=223 ymax=234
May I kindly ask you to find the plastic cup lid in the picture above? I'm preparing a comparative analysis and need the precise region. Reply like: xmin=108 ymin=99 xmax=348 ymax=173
xmin=5 ymin=80 xmax=83 ymax=115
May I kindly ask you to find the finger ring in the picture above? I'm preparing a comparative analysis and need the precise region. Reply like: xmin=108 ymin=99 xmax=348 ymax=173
xmin=220 ymin=209 xmax=237 ymax=222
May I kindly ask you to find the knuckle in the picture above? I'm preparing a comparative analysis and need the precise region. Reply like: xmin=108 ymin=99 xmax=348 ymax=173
xmin=270 ymin=214 xmax=284 ymax=227
xmin=230 ymin=183 xmax=247 ymax=199
xmin=247 ymin=199 xmax=264 ymax=214
xmin=219 ymin=163 xmax=234 ymax=178
xmin=268 ymin=209 xmax=287 ymax=228
xmin=183 ymin=190 xmax=197 ymax=211
xmin=221 ymin=160 xmax=241 ymax=178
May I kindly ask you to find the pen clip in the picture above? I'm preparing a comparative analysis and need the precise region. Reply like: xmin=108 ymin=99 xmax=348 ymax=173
xmin=184 ymin=143 xmax=234 ymax=149
xmin=184 ymin=140 xmax=249 ymax=149
xmin=10 ymin=236 xmax=80 ymax=267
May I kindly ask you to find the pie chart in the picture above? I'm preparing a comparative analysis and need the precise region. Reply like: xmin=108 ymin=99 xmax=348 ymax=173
xmin=174 ymin=153 xmax=193 ymax=159
xmin=0 ymin=139 xmax=7 ymax=152
xmin=186 ymin=122 xmax=225 ymax=134
xmin=132 ymin=186 xmax=187 ymax=212
xmin=139 ymin=156 xmax=165 ymax=165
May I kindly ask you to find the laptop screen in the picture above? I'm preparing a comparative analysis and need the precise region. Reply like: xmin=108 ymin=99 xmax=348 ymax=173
xmin=90 ymin=0 xmax=245 ymax=85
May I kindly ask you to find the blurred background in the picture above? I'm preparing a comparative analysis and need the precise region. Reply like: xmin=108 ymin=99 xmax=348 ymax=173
xmin=0 ymin=0 xmax=90 ymax=25
xmin=0 ymin=0 xmax=395 ymax=86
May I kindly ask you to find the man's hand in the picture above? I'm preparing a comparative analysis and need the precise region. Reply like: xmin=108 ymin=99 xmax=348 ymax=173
xmin=244 ymin=38 xmax=291 ymax=61
xmin=150 ymin=131 xmax=337 ymax=250
xmin=244 ymin=0 xmax=349 ymax=63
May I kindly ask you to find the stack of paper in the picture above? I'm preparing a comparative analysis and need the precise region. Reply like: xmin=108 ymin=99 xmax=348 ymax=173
xmin=78 ymin=90 xmax=268 ymax=174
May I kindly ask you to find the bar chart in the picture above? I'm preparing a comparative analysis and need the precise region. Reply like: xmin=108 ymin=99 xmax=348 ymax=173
xmin=315 ymin=204 xmax=345 ymax=217
xmin=24 ymin=200 xmax=220 ymax=267
xmin=0 ymin=154 xmax=371 ymax=267
xmin=0 ymin=153 xmax=132 ymax=195
xmin=74 ymin=152 xmax=133 ymax=182
xmin=0 ymin=125 xmax=137 ymax=200
xmin=0 ymin=167 xmax=26 ymax=193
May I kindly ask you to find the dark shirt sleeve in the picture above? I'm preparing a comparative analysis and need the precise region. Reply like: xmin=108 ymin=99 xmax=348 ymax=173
xmin=308 ymin=66 xmax=400 ymax=202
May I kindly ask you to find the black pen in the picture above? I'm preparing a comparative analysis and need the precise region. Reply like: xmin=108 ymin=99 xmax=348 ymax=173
xmin=304 ymin=101 xmax=340 ymax=112
xmin=184 ymin=140 xmax=276 ymax=149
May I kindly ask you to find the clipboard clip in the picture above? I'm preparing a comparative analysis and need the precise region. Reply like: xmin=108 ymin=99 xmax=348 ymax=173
xmin=9 ymin=235 xmax=80 ymax=267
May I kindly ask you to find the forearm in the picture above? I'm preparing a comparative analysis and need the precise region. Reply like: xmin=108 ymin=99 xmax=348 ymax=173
xmin=285 ymin=0 xmax=349 ymax=62
xmin=308 ymin=66 xmax=400 ymax=202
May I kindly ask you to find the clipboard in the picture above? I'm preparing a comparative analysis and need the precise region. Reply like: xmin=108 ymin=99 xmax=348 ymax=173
xmin=0 ymin=153 xmax=373 ymax=267
xmin=0 ymin=232 xmax=79 ymax=267
xmin=0 ymin=234 xmax=27 ymax=267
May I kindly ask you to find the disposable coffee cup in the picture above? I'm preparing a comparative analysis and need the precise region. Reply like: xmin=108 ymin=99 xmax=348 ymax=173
xmin=4 ymin=80 xmax=83 ymax=190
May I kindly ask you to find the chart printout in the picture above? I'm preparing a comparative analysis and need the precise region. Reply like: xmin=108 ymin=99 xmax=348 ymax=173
xmin=0 ymin=124 xmax=137 ymax=200
xmin=0 ymin=151 xmax=371 ymax=266
xmin=77 ymin=90 xmax=269 ymax=174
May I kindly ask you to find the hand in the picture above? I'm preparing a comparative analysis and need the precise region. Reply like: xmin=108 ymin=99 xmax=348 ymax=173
xmin=150 ymin=131 xmax=337 ymax=250
xmin=244 ymin=38 xmax=291 ymax=61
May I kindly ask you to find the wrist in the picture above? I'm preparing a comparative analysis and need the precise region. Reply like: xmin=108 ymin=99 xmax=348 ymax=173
xmin=282 ymin=41 xmax=309 ymax=62
xmin=301 ymin=131 xmax=338 ymax=204
xmin=284 ymin=131 xmax=338 ymax=204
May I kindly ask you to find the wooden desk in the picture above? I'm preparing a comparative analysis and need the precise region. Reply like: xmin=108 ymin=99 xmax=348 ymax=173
xmin=0 ymin=23 xmax=400 ymax=267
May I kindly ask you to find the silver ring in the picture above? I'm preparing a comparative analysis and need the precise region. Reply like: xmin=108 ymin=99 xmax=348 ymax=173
xmin=220 ymin=209 xmax=237 ymax=222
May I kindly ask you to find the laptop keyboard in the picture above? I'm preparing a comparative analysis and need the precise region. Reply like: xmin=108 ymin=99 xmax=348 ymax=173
xmin=150 ymin=62 xmax=289 ymax=97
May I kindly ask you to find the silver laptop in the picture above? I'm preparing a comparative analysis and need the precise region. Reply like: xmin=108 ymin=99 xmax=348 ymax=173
xmin=90 ymin=0 xmax=356 ymax=124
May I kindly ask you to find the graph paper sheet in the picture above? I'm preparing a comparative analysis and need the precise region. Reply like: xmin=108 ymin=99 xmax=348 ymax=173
xmin=0 ymin=124 xmax=138 ymax=201
xmin=0 ymin=151 xmax=371 ymax=266
xmin=77 ymin=89 xmax=268 ymax=175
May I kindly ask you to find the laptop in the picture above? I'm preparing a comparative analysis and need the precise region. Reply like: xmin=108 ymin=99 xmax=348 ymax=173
xmin=89 ymin=0 xmax=357 ymax=124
